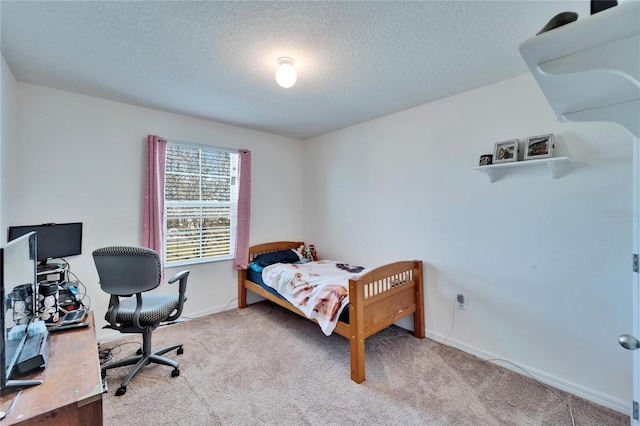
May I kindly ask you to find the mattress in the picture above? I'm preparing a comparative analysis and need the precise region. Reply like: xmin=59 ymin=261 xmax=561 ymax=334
xmin=246 ymin=267 xmax=350 ymax=324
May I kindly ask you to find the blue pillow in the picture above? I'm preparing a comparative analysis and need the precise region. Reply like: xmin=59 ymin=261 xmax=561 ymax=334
xmin=249 ymin=262 xmax=264 ymax=273
xmin=253 ymin=249 xmax=300 ymax=267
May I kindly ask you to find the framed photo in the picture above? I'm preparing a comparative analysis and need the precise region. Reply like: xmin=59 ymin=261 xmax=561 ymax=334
xmin=478 ymin=154 xmax=493 ymax=166
xmin=524 ymin=134 xmax=554 ymax=160
xmin=493 ymin=139 xmax=519 ymax=163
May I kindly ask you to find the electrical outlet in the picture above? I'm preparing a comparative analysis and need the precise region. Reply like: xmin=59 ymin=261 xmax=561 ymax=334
xmin=456 ymin=293 xmax=466 ymax=309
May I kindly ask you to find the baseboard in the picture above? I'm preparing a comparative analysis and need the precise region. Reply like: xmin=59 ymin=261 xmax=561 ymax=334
xmin=179 ymin=290 xmax=276 ymax=319
xmin=425 ymin=330 xmax=630 ymax=416
xmin=394 ymin=315 xmax=414 ymax=332
xmin=183 ymin=293 xmax=263 ymax=319
xmin=183 ymin=303 xmax=239 ymax=319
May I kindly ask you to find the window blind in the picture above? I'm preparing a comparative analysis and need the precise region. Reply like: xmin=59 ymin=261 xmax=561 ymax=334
xmin=164 ymin=143 xmax=238 ymax=264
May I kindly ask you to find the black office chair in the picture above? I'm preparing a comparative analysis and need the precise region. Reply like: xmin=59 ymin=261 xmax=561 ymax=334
xmin=92 ymin=246 xmax=189 ymax=396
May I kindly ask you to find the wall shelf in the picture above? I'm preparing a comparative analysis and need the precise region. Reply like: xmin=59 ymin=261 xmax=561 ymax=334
xmin=473 ymin=157 xmax=571 ymax=183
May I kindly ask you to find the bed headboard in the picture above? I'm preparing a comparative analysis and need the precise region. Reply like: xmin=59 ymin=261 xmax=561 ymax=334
xmin=247 ymin=241 xmax=304 ymax=263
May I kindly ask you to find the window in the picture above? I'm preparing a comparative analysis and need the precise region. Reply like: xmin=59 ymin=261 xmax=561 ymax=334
xmin=164 ymin=142 xmax=239 ymax=266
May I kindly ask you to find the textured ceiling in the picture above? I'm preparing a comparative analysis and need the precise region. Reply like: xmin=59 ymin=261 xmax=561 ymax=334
xmin=1 ymin=1 xmax=591 ymax=140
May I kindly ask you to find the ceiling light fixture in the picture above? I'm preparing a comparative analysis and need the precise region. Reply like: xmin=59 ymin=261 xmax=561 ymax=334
xmin=275 ymin=57 xmax=297 ymax=88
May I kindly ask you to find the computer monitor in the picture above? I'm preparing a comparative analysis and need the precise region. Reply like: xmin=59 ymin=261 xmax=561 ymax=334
xmin=8 ymin=223 xmax=82 ymax=265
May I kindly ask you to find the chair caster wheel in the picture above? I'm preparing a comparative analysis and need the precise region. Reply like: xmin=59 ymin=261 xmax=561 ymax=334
xmin=136 ymin=348 xmax=143 ymax=355
xmin=177 ymin=347 xmax=184 ymax=355
xmin=171 ymin=368 xmax=180 ymax=377
xmin=116 ymin=386 xmax=127 ymax=396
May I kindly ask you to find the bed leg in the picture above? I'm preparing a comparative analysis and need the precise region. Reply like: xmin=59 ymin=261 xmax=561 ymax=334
xmin=350 ymin=333 xmax=365 ymax=383
xmin=349 ymin=279 xmax=366 ymax=383
xmin=414 ymin=261 xmax=426 ymax=339
xmin=238 ymin=269 xmax=247 ymax=309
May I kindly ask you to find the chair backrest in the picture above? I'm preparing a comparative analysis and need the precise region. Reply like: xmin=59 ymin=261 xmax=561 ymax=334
xmin=92 ymin=246 xmax=162 ymax=296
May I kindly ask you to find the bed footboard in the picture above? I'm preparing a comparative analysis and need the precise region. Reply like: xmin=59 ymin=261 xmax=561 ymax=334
xmin=348 ymin=260 xmax=425 ymax=383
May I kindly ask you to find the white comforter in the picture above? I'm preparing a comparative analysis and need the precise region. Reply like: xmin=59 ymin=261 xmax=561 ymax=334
xmin=262 ymin=260 xmax=368 ymax=335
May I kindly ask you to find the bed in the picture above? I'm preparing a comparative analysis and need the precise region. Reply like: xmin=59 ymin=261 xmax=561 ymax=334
xmin=237 ymin=241 xmax=425 ymax=383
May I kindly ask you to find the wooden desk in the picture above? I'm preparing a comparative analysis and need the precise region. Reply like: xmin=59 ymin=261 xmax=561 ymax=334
xmin=0 ymin=312 xmax=103 ymax=425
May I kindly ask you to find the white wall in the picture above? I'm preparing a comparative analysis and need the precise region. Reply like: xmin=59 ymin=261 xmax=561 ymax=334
xmin=303 ymin=73 xmax=634 ymax=412
xmin=1 ymin=54 xmax=19 ymax=241
xmin=10 ymin=83 xmax=304 ymax=339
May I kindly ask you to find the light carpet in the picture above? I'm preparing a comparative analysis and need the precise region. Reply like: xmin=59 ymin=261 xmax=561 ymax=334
xmin=101 ymin=302 xmax=627 ymax=426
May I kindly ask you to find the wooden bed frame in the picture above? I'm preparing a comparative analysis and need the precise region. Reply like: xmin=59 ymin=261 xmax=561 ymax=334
xmin=237 ymin=241 xmax=425 ymax=383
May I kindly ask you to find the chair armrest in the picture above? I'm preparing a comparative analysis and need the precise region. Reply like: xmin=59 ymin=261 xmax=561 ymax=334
xmin=166 ymin=270 xmax=190 ymax=321
xmin=168 ymin=270 xmax=189 ymax=295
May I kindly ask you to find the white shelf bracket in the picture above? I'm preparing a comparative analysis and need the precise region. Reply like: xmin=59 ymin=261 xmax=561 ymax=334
xmin=547 ymin=159 xmax=559 ymax=179
xmin=481 ymin=168 xmax=496 ymax=183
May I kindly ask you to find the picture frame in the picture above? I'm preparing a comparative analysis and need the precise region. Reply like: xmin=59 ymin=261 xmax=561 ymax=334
xmin=493 ymin=139 xmax=519 ymax=163
xmin=478 ymin=154 xmax=493 ymax=166
xmin=524 ymin=134 xmax=554 ymax=160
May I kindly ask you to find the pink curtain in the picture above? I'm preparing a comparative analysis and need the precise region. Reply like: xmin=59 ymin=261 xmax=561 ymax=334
xmin=142 ymin=135 xmax=167 ymax=275
xmin=233 ymin=150 xmax=251 ymax=269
